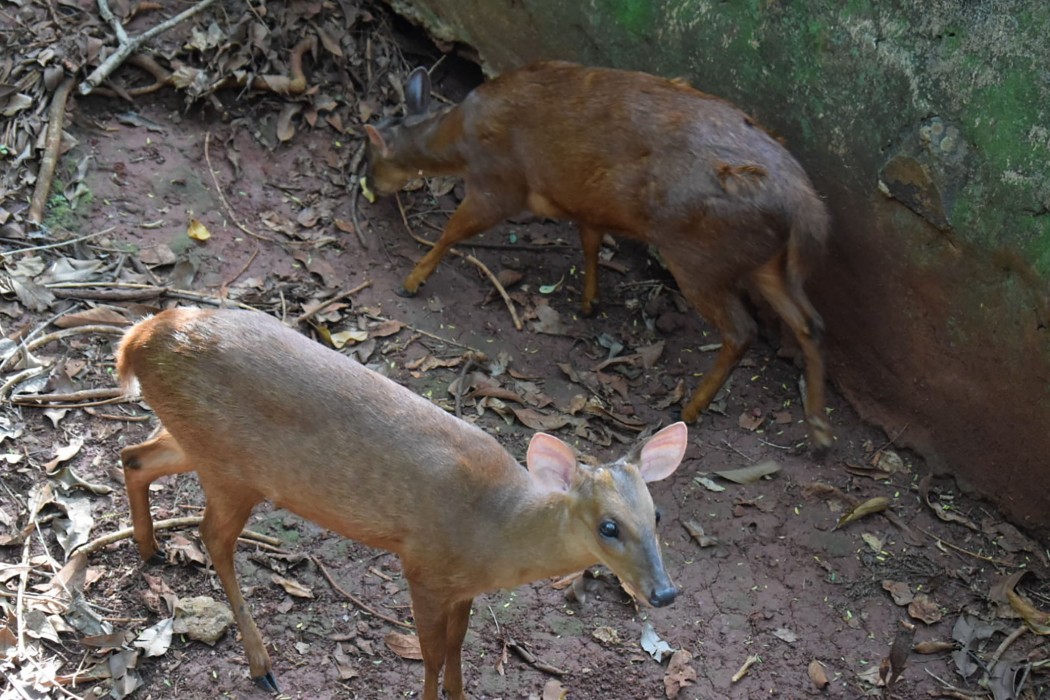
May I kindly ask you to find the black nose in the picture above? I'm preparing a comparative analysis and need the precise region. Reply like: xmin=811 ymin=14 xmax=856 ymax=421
xmin=648 ymin=585 xmax=677 ymax=607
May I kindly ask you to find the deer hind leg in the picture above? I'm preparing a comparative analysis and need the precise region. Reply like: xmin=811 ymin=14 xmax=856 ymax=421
xmin=750 ymin=255 xmax=832 ymax=452
xmin=401 ymin=191 xmax=511 ymax=296
xmin=121 ymin=428 xmax=194 ymax=562
xmin=196 ymin=479 xmax=271 ymax=689
xmin=578 ymin=225 xmax=603 ymax=316
xmin=678 ymin=288 xmax=757 ymax=424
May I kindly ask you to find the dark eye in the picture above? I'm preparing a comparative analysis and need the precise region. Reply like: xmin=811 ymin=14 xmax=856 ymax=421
xmin=599 ymin=520 xmax=620 ymax=539
xmin=655 ymin=510 xmax=662 ymax=526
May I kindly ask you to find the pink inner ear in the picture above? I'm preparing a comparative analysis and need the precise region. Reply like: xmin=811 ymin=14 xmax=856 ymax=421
xmin=638 ymin=422 xmax=688 ymax=482
xmin=526 ymin=433 xmax=578 ymax=492
xmin=364 ymin=124 xmax=387 ymax=151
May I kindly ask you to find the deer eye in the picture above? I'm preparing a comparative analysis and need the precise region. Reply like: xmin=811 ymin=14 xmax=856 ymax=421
xmin=599 ymin=520 xmax=620 ymax=539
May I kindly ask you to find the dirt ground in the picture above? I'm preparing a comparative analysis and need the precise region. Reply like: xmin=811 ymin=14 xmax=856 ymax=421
xmin=2 ymin=2 xmax=1048 ymax=699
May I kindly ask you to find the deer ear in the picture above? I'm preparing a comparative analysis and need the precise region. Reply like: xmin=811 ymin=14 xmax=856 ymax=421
xmin=405 ymin=66 xmax=432 ymax=116
xmin=637 ymin=422 xmax=687 ymax=483
xmin=526 ymin=433 xmax=579 ymax=492
xmin=363 ymin=124 xmax=389 ymax=155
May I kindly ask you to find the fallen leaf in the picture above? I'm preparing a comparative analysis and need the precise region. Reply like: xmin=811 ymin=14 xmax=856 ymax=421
xmin=640 ymin=622 xmax=674 ymax=662
xmin=542 ymin=679 xmax=566 ymax=700
xmin=330 ymin=329 xmax=369 ymax=348
xmin=731 ymin=654 xmax=760 ymax=683
xmin=531 ymin=304 xmax=569 ymax=335
xmin=885 ymin=620 xmax=915 ymax=687
xmin=772 ymin=627 xmax=797 ymax=643
xmin=835 ymin=496 xmax=891 ymax=529
xmin=384 ymin=631 xmax=423 ymax=660
xmin=693 ymin=475 xmax=725 ymax=492
xmin=861 ymin=532 xmax=884 ymax=553
xmin=913 ymin=639 xmax=956 ymax=654
xmin=714 ymin=460 xmax=780 ymax=484
xmin=808 ymin=659 xmax=829 ymax=689
xmin=272 ymin=574 xmax=314 ymax=599
xmin=333 ymin=642 xmax=360 ymax=680
xmin=510 ymin=407 xmax=576 ymax=432
xmin=187 ymin=218 xmax=211 ymax=241
xmin=664 ymin=649 xmax=696 ymax=699
xmin=1003 ymin=571 xmax=1050 ymax=635
xmin=882 ymin=580 xmax=914 ymax=606
xmin=133 ymin=617 xmax=173 ymax=657
xmin=277 ymin=103 xmax=302 ymax=142
xmin=737 ymin=409 xmax=765 ymax=431
xmin=873 ymin=449 xmax=905 ymax=473
xmin=682 ymin=520 xmax=718 ymax=547
xmin=592 ymin=626 xmax=620 ymax=645
xmin=907 ymin=593 xmax=943 ymax=624
xmin=43 ymin=435 xmax=84 ymax=474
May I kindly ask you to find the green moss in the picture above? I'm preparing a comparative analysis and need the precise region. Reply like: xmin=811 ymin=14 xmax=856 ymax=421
xmin=606 ymin=0 xmax=654 ymax=35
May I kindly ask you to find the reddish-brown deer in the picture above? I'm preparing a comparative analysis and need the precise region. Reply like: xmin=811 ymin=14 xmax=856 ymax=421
xmin=117 ymin=308 xmax=686 ymax=700
xmin=364 ymin=61 xmax=832 ymax=450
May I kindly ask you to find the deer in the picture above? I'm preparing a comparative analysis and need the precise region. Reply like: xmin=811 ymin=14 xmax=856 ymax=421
xmin=363 ymin=61 xmax=832 ymax=451
xmin=117 ymin=307 xmax=687 ymax=699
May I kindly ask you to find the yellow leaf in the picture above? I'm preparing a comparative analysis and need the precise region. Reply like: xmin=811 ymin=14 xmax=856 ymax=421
xmin=187 ymin=218 xmax=211 ymax=241
xmin=359 ymin=176 xmax=376 ymax=203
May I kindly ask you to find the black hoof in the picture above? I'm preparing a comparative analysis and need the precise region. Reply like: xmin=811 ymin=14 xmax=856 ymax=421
xmin=254 ymin=671 xmax=280 ymax=693
xmin=394 ymin=286 xmax=417 ymax=299
xmin=147 ymin=546 xmax=166 ymax=566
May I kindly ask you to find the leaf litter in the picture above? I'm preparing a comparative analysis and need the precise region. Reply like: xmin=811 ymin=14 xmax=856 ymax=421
xmin=0 ymin=0 xmax=1047 ymax=698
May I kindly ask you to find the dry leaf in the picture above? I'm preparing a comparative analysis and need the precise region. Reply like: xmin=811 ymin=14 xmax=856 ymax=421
xmin=591 ymin=626 xmax=620 ymax=645
xmin=1003 ymin=571 xmax=1050 ymax=635
xmin=913 ymin=639 xmax=956 ymax=654
xmin=714 ymin=460 xmax=780 ymax=484
xmin=682 ymin=520 xmax=718 ymax=547
xmin=882 ymin=580 xmax=914 ymax=606
xmin=510 ymin=407 xmax=575 ymax=432
xmin=872 ymin=449 xmax=904 ymax=473
xmin=384 ymin=632 xmax=423 ymax=660
xmin=542 ymin=679 xmax=566 ymax=700
xmin=664 ymin=649 xmax=696 ymax=699
xmin=187 ymin=218 xmax=211 ymax=241
xmin=907 ymin=593 xmax=942 ymax=624
xmin=277 ymin=103 xmax=302 ymax=142
xmin=640 ymin=622 xmax=674 ymax=662
xmin=271 ymin=574 xmax=314 ymax=599
xmin=133 ymin=617 xmax=173 ymax=657
xmin=54 ymin=307 xmax=130 ymax=328
xmin=835 ymin=496 xmax=890 ymax=529
xmin=737 ymin=409 xmax=765 ymax=431
xmin=808 ymin=659 xmax=829 ymax=689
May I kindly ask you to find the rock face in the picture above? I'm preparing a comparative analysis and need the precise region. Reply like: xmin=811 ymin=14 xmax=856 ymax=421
xmin=385 ymin=0 xmax=1050 ymax=535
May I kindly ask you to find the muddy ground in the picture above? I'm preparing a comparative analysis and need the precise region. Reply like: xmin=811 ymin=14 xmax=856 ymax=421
xmin=1 ymin=2 xmax=1048 ymax=699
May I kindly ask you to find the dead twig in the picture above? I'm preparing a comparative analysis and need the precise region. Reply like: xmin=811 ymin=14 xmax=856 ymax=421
xmin=79 ymin=0 xmax=221 ymax=95
xmin=74 ymin=517 xmax=281 ymax=558
xmin=362 ymin=313 xmax=483 ymax=354
xmin=1 ymin=227 xmax=117 ymax=258
xmin=10 ymin=387 xmax=124 ymax=405
xmin=395 ymin=195 xmax=523 ymax=331
xmin=918 ymin=528 xmax=1016 ymax=567
xmin=45 ymin=281 xmax=260 ymax=310
xmin=310 ymin=555 xmax=413 ymax=631
xmin=204 ymin=131 xmax=281 ymax=243
xmin=222 ymin=246 xmax=260 ymax=289
xmin=292 ymin=281 xmax=373 ymax=326
xmin=988 ymin=624 xmax=1027 ymax=667
xmin=28 ymin=75 xmax=75 ymax=224
xmin=348 ymin=141 xmax=369 ymax=248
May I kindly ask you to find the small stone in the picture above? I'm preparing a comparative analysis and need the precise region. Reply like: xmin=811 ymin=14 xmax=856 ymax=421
xmin=172 ymin=596 xmax=234 ymax=646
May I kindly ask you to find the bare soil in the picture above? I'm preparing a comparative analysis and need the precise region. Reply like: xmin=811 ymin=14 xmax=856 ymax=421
xmin=1 ymin=3 xmax=1048 ymax=700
